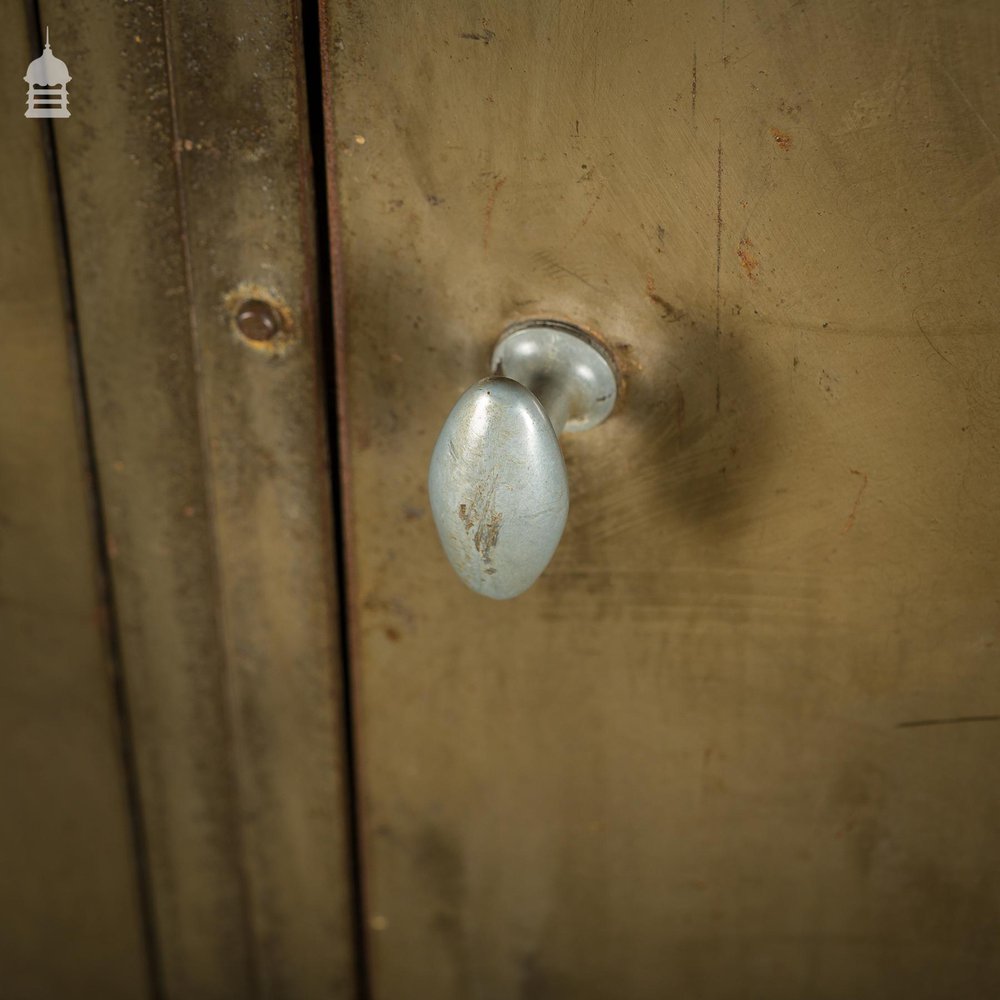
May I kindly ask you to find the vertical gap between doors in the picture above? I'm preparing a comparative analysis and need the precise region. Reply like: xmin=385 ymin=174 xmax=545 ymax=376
xmin=300 ymin=1 xmax=372 ymax=997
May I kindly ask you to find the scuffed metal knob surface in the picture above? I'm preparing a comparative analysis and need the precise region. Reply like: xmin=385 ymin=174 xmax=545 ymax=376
xmin=429 ymin=377 xmax=569 ymax=600
xmin=429 ymin=321 xmax=618 ymax=600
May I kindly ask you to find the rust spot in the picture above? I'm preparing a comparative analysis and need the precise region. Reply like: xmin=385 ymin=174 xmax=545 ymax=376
xmin=649 ymin=293 xmax=684 ymax=322
xmin=384 ymin=627 xmax=401 ymax=643
xmin=770 ymin=127 xmax=792 ymax=151
xmin=842 ymin=469 xmax=869 ymax=534
xmin=482 ymin=175 xmax=507 ymax=250
xmin=459 ymin=476 xmax=504 ymax=566
xmin=645 ymin=275 xmax=685 ymax=322
xmin=473 ymin=512 xmax=503 ymax=563
xmin=737 ymin=238 xmax=759 ymax=281
xmin=608 ymin=340 xmax=640 ymax=384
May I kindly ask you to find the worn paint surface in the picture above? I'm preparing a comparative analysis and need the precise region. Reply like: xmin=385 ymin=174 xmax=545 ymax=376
xmin=43 ymin=0 xmax=356 ymax=996
xmin=0 ymin=11 xmax=151 ymax=999
xmin=325 ymin=0 xmax=1000 ymax=996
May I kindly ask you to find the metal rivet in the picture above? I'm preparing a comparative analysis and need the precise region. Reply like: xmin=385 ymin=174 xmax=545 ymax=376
xmin=235 ymin=298 xmax=282 ymax=342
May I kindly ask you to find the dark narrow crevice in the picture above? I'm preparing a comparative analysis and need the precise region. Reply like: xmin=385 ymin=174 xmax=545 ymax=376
xmin=299 ymin=1 xmax=371 ymax=997
xmin=26 ymin=3 xmax=165 ymax=998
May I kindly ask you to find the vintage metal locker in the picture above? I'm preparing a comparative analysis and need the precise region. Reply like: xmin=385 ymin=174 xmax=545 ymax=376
xmin=323 ymin=1 xmax=1000 ymax=997
xmin=3 ymin=1 xmax=999 ymax=998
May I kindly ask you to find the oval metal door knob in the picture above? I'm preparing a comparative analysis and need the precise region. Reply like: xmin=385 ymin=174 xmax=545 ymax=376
xmin=429 ymin=321 xmax=618 ymax=599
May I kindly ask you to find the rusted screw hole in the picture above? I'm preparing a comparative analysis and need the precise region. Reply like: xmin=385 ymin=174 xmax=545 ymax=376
xmin=235 ymin=298 xmax=282 ymax=342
